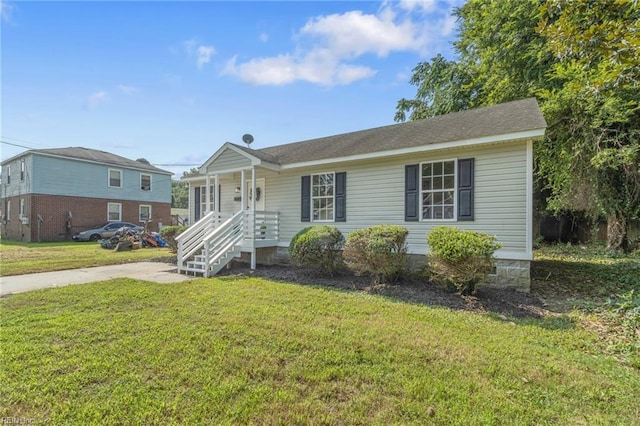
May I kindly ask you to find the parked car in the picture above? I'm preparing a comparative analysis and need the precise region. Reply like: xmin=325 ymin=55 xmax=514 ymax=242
xmin=72 ymin=222 xmax=143 ymax=242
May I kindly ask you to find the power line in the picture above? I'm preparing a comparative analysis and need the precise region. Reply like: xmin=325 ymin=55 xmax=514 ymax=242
xmin=0 ymin=140 xmax=36 ymax=150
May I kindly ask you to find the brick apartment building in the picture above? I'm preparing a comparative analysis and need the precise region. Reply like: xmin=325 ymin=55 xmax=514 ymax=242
xmin=1 ymin=147 xmax=172 ymax=242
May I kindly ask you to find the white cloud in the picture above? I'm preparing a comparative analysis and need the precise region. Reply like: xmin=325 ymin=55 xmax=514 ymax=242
xmin=0 ymin=1 xmax=14 ymax=23
xmin=395 ymin=0 xmax=438 ymax=14
xmin=259 ymin=32 xmax=269 ymax=43
xmin=117 ymin=84 xmax=139 ymax=95
xmin=222 ymin=53 xmax=375 ymax=86
xmin=181 ymin=39 xmax=216 ymax=69
xmin=86 ymin=91 xmax=108 ymax=109
xmin=196 ymin=45 xmax=215 ymax=69
xmin=300 ymin=10 xmax=421 ymax=58
xmin=223 ymin=1 xmax=456 ymax=86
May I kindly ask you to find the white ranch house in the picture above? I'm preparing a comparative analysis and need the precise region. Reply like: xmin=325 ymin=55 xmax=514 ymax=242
xmin=178 ymin=98 xmax=546 ymax=291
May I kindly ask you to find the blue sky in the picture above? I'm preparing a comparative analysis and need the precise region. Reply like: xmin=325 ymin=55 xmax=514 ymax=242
xmin=1 ymin=1 xmax=462 ymax=177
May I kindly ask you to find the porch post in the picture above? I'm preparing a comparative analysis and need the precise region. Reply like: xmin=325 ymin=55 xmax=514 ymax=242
xmin=214 ymin=173 xmax=219 ymax=224
xmin=250 ymin=167 xmax=257 ymax=270
xmin=205 ymin=174 xmax=211 ymax=215
xmin=240 ymin=169 xmax=246 ymax=211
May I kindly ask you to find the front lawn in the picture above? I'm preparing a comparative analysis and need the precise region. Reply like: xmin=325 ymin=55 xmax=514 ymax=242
xmin=2 ymin=277 xmax=639 ymax=424
xmin=0 ymin=240 xmax=172 ymax=276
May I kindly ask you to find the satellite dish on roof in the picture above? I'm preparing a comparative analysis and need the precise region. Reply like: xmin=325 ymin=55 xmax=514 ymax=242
xmin=242 ymin=134 xmax=254 ymax=146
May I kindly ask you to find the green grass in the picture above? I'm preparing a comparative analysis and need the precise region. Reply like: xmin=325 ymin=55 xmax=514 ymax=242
xmin=532 ymin=243 xmax=640 ymax=305
xmin=2 ymin=277 xmax=639 ymax=424
xmin=532 ymin=243 xmax=640 ymax=369
xmin=0 ymin=240 xmax=172 ymax=276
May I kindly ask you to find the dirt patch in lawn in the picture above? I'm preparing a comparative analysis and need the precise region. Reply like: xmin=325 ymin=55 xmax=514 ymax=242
xmin=217 ymin=263 xmax=549 ymax=320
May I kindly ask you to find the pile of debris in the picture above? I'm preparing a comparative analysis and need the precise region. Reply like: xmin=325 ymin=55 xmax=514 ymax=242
xmin=100 ymin=226 xmax=168 ymax=252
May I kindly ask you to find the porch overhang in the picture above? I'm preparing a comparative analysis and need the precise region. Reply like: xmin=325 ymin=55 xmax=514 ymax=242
xmin=199 ymin=142 xmax=280 ymax=175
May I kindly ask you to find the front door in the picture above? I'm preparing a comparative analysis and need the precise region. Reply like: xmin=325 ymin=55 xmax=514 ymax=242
xmin=246 ymin=178 xmax=265 ymax=211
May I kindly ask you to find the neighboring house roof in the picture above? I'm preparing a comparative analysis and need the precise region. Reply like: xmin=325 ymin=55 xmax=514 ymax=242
xmin=1 ymin=147 xmax=172 ymax=175
xmin=199 ymin=98 xmax=546 ymax=174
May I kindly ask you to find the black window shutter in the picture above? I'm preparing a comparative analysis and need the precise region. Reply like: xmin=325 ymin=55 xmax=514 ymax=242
xmin=335 ymin=172 xmax=346 ymax=222
xmin=458 ymin=158 xmax=474 ymax=221
xmin=194 ymin=187 xmax=201 ymax=221
xmin=405 ymin=164 xmax=419 ymax=221
xmin=301 ymin=175 xmax=311 ymax=222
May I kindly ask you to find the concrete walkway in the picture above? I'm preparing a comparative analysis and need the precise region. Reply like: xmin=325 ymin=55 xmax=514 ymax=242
xmin=0 ymin=262 xmax=193 ymax=296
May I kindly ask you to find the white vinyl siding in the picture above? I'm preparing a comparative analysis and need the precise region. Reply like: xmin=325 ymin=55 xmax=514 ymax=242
xmin=263 ymin=140 xmax=530 ymax=259
xmin=204 ymin=150 xmax=252 ymax=173
xmin=193 ymin=139 xmax=531 ymax=260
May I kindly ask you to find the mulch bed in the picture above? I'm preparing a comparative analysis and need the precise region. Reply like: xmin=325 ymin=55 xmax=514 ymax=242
xmin=216 ymin=263 xmax=549 ymax=320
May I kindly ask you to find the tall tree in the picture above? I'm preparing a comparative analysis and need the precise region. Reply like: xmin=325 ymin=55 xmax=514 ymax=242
xmin=395 ymin=0 xmax=640 ymax=250
xmin=171 ymin=168 xmax=201 ymax=208
xmin=537 ymin=0 xmax=640 ymax=250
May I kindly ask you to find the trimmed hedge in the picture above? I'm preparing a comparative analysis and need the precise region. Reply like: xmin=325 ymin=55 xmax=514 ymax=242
xmin=426 ymin=226 xmax=502 ymax=295
xmin=289 ymin=226 xmax=344 ymax=276
xmin=343 ymin=224 xmax=409 ymax=283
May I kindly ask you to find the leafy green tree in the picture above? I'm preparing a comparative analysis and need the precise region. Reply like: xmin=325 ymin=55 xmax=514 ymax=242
xmin=537 ymin=0 xmax=640 ymax=250
xmin=171 ymin=168 xmax=201 ymax=208
xmin=396 ymin=0 xmax=640 ymax=250
xmin=171 ymin=180 xmax=188 ymax=208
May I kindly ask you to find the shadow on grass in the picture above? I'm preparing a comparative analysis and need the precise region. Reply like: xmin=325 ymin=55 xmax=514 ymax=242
xmin=216 ymin=264 xmax=574 ymax=330
xmin=532 ymin=258 xmax=640 ymax=301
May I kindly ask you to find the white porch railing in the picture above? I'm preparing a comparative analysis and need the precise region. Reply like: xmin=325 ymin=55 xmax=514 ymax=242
xmin=176 ymin=211 xmax=217 ymax=272
xmin=244 ymin=211 xmax=279 ymax=245
xmin=176 ymin=210 xmax=279 ymax=276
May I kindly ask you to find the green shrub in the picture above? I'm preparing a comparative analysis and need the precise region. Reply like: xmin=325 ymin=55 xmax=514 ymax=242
xmin=289 ymin=226 xmax=344 ymax=276
xmin=427 ymin=226 xmax=502 ymax=295
xmin=160 ymin=225 xmax=189 ymax=253
xmin=343 ymin=224 xmax=409 ymax=283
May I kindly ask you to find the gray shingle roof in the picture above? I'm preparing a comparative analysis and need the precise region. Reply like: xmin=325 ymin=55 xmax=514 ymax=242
xmin=16 ymin=147 xmax=172 ymax=174
xmin=253 ymin=98 xmax=546 ymax=165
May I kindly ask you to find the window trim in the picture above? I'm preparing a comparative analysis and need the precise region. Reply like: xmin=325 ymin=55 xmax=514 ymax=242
xmin=20 ymin=159 xmax=25 ymax=181
xmin=311 ymin=171 xmax=335 ymax=222
xmin=420 ymin=158 xmax=458 ymax=222
xmin=7 ymin=165 xmax=11 ymax=185
xmin=139 ymin=204 xmax=152 ymax=222
xmin=108 ymin=168 xmax=123 ymax=188
xmin=107 ymin=202 xmax=122 ymax=221
xmin=140 ymin=173 xmax=152 ymax=191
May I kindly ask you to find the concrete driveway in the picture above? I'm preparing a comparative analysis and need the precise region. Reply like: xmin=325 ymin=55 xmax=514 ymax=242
xmin=0 ymin=262 xmax=193 ymax=296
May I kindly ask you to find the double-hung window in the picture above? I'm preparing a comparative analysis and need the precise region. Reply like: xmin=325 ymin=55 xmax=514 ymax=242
xmin=301 ymin=172 xmax=346 ymax=223
xmin=405 ymin=158 xmax=474 ymax=222
xmin=20 ymin=159 xmax=25 ymax=181
xmin=109 ymin=169 xmax=122 ymax=188
xmin=6 ymin=166 xmax=11 ymax=185
xmin=141 ymin=174 xmax=151 ymax=191
xmin=139 ymin=205 xmax=151 ymax=222
xmin=312 ymin=173 xmax=335 ymax=221
xmin=107 ymin=203 xmax=122 ymax=221
xmin=421 ymin=160 xmax=456 ymax=220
